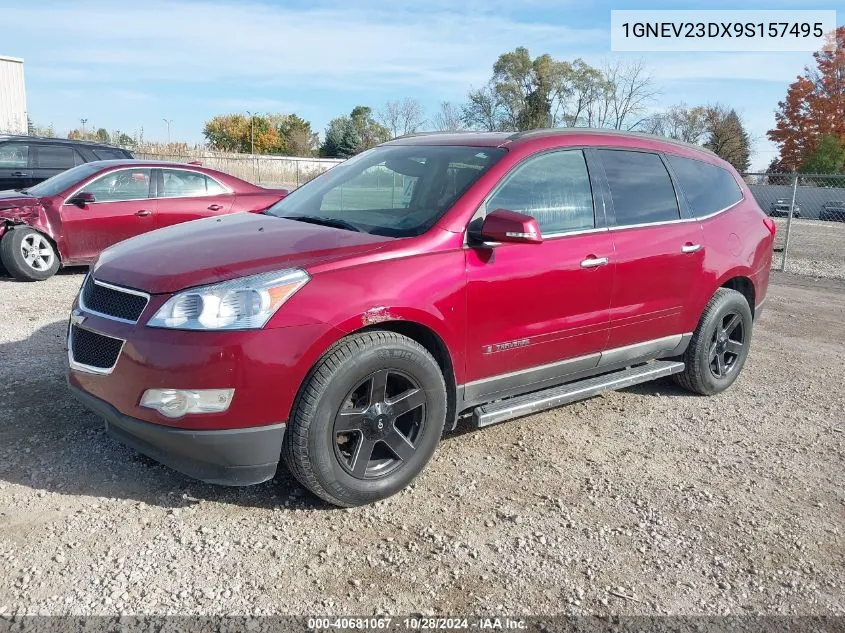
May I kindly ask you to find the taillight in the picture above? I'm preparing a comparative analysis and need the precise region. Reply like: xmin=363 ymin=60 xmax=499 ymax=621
xmin=763 ymin=217 xmax=776 ymax=236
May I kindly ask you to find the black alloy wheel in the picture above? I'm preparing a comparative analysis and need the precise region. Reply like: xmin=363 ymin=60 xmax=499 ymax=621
xmin=333 ymin=369 xmax=427 ymax=479
xmin=708 ymin=311 xmax=745 ymax=379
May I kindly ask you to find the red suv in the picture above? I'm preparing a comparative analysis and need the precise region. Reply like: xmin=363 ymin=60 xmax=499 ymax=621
xmin=66 ymin=130 xmax=775 ymax=507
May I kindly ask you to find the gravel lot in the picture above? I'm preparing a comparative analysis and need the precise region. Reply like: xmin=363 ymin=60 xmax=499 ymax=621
xmin=0 ymin=269 xmax=843 ymax=617
xmin=772 ymin=218 xmax=845 ymax=280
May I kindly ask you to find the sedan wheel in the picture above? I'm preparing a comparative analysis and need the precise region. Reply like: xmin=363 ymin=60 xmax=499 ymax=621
xmin=0 ymin=227 xmax=61 ymax=281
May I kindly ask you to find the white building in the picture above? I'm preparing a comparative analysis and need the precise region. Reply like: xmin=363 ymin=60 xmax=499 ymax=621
xmin=0 ymin=56 xmax=27 ymax=134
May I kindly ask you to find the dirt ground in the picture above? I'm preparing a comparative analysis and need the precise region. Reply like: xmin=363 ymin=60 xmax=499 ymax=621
xmin=772 ymin=217 xmax=845 ymax=280
xmin=0 ymin=269 xmax=843 ymax=616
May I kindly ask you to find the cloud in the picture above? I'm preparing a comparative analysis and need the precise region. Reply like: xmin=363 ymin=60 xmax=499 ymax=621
xmin=3 ymin=0 xmax=604 ymax=93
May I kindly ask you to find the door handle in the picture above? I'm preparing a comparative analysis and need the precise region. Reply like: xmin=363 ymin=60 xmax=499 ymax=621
xmin=207 ymin=204 xmax=223 ymax=211
xmin=11 ymin=171 xmax=26 ymax=177
xmin=135 ymin=209 xmax=152 ymax=217
xmin=681 ymin=243 xmax=702 ymax=253
xmin=580 ymin=256 xmax=609 ymax=268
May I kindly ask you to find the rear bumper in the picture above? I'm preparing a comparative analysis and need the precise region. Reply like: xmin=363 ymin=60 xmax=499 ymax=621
xmin=68 ymin=382 xmax=285 ymax=486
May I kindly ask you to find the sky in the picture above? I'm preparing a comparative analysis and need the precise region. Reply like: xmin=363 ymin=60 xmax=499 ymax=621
xmin=1 ymin=0 xmax=842 ymax=170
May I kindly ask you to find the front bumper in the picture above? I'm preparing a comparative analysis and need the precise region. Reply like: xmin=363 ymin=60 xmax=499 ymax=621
xmin=69 ymin=382 xmax=285 ymax=486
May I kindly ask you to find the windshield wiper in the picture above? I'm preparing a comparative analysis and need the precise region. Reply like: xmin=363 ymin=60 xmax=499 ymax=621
xmin=14 ymin=188 xmax=28 ymax=194
xmin=281 ymin=215 xmax=361 ymax=232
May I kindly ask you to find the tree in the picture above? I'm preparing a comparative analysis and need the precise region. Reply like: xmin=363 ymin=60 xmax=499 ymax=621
xmin=800 ymin=134 xmax=845 ymax=174
xmin=704 ymin=107 xmax=751 ymax=172
xmin=640 ymin=103 xmax=709 ymax=143
xmin=26 ymin=118 xmax=55 ymax=137
xmin=431 ymin=101 xmax=464 ymax=132
xmin=461 ymin=50 xmax=656 ymax=132
xmin=588 ymin=59 xmax=658 ymax=130
xmin=462 ymin=83 xmax=505 ymax=131
xmin=203 ymin=113 xmax=317 ymax=155
xmin=350 ymin=106 xmax=391 ymax=150
xmin=95 ymin=128 xmax=110 ymax=143
xmin=321 ymin=117 xmax=359 ymax=158
xmin=378 ymin=97 xmax=425 ymax=137
xmin=768 ymin=26 xmax=845 ymax=172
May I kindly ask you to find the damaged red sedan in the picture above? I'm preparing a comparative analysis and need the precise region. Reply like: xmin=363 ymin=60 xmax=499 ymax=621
xmin=0 ymin=160 xmax=287 ymax=281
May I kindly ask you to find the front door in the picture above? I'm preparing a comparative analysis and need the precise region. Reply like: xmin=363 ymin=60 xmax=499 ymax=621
xmin=464 ymin=149 xmax=614 ymax=404
xmin=61 ymin=167 xmax=155 ymax=262
xmin=597 ymin=149 xmax=706 ymax=350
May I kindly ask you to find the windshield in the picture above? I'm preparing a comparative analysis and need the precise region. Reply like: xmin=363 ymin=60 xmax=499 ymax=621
xmin=26 ymin=162 xmax=106 ymax=197
xmin=264 ymin=145 xmax=505 ymax=237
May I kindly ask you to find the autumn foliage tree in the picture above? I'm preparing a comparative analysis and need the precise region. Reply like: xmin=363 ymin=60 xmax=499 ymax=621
xmin=768 ymin=26 xmax=845 ymax=172
xmin=202 ymin=113 xmax=318 ymax=156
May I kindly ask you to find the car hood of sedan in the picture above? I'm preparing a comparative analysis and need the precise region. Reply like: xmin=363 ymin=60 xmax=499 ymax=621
xmin=0 ymin=189 xmax=38 ymax=212
xmin=92 ymin=211 xmax=394 ymax=294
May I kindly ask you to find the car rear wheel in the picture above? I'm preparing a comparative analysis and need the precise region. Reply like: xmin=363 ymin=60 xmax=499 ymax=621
xmin=282 ymin=331 xmax=447 ymax=507
xmin=0 ymin=227 xmax=60 ymax=281
xmin=675 ymin=288 xmax=753 ymax=396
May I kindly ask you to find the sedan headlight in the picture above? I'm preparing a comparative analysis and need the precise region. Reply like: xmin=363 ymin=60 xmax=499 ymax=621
xmin=148 ymin=269 xmax=309 ymax=330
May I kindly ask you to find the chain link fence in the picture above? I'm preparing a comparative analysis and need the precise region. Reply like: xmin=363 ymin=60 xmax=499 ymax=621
xmin=743 ymin=172 xmax=845 ymax=280
xmin=135 ymin=149 xmax=343 ymax=189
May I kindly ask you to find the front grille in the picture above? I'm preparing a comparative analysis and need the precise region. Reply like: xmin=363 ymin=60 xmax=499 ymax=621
xmin=81 ymin=275 xmax=148 ymax=322
xmin=70 ymin=325 xmax=123 ymax=371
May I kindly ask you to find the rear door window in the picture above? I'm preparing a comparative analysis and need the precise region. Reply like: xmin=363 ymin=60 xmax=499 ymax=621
xmin=665 ymin=154 xmax=743 ymax=217
xmin=36 ymin=145 xmax=82 ymax=169
xmin=599 ymin=150 xmax=680 ymax=225
xmin=161 ymin=169 xmax=226 ymax=197
xmin=0 ymin=143 xmax=29 ymax=168
xmin=92 ymin=148 xmax=127 ymax=160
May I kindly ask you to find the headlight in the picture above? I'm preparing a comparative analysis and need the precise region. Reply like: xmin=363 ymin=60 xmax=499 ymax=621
xmin=147 ymin=269 xmax=309 ymax=330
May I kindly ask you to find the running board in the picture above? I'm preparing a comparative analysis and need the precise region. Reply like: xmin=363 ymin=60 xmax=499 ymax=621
xmin=472 ymin=360 xmax=685 ymax=428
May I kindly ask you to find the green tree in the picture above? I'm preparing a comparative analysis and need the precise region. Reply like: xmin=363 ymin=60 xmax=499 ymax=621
xmin=321 ymin=107 xmax=389 ymax=157
xmin=321 ymin=117 xmax=359 ymax=158
xmin=704 ymin=107 xmax=750 ymax=172
xmin=95 ymin=128 xmax=110 ymax=143
xmin=800 ymin=134 xmax=845 ymax=174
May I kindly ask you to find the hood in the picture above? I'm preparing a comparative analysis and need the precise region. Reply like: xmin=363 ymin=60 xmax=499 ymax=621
xmin=93 ymin=212 xmax=393 ymax=294
xmin=0 ymin=189 xmax=39 ymax=215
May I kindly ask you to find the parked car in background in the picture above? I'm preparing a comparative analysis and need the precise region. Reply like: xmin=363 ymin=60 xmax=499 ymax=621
xmin=0 ymin=160 xmax=288 ymax=281
xmin=0 ymin=135 xmax=133 ymax=190
xmin=820 ymin=200 xmax=845 ymax=222
xmin=66 ymin=129 xmax=775 ymax=507
xmin=769 ymin=199 xmax=800 ymax=217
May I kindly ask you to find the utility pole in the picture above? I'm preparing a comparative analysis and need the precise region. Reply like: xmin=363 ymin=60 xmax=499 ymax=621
xmin=80 ymin=118 xmax=88 ymax=137
xmin=246 ymin=111 xmax=255 ymax=154
xmin=162 ymin=118 xmax=173 ymax=144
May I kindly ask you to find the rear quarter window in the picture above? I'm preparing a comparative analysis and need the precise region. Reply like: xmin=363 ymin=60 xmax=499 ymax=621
xmin=666 ymin=155 xmax=743 ymax=218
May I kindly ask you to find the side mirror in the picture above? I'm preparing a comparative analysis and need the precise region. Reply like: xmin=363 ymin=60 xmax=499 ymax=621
xmin=70 ymin=192 xmax=95 ymax=206
xmin=472 ymin=208 xmax=543 ymax=245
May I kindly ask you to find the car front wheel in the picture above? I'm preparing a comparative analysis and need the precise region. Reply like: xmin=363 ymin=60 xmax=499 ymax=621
xmin=283 ymin=331 xmax=447 ymax=507
xmin=0 ymin=227 xmax=60 ymax=281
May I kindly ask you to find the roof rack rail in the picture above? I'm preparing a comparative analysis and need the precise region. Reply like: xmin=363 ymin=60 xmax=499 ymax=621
xmin=0 ymin=133 xmax=125 ymax=149
xmin=508 ymin=127 xmax=717 ymax=156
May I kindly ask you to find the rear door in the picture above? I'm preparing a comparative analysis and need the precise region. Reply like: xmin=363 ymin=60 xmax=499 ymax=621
xmin=154 ymin=168 xmax=235 ymax=230
xmin=32 ymin=143 xmax=85 ymax=185
xmin=61 ymin=167 xmax=156 ymax=262
xmin=464 ymin=149 xmax=615 ymax=404
xmin=0 ymin=141 xmax=33 ymax=189
xmin=597 ymin=149 xmax=705 ymax=351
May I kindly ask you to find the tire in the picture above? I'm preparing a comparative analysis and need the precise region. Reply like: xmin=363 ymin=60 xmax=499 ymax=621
xmin=282 ymin=331 xmax=447 ymax=507
xmin=675 ymin=288 xmax=753 ymax=396
xmin=0 ymin=227 xmax=60 ymax=281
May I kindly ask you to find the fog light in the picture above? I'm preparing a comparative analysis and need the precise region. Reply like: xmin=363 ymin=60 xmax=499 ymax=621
xmin=140 ymin=388 xmax=235 ymax=418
